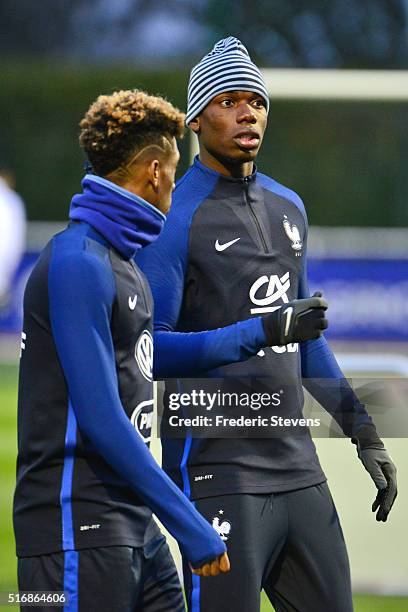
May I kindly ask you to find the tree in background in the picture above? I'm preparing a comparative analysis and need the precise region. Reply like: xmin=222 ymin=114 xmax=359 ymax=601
xmin=204 ymin=0 xmax=408 ymax=68
xmin=1 ymin=0 xmax=407 ymax=223
xmin=0 ymin=0 xmax=407 ymax=68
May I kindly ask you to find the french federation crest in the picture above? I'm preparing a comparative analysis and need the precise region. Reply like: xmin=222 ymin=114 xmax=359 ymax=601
xmin=212 ymin=510 xmax=232 ymax=541
xmin=283 ymin=215 xmax=302 ymax=256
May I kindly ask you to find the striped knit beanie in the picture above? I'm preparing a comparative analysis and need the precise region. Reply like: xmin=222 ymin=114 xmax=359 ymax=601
xmin=186 ymin=36 xmax=269 ymax=125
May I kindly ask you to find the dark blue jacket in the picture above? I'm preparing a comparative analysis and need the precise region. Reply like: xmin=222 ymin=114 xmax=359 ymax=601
xmin=14 ymin=175 xmax=226 ymax=565
xmin=137 ymin=157 xmax=372 ymax=499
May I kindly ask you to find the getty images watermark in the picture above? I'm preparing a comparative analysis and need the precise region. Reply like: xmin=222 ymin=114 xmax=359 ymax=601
xmin=157 ymin=377 xmax=408 ymax=439
xmin=158 ymin=380 xmax=322 ymax=438
xmin=168 ymin=388 xmax=283 ymax=410
xmin=167 ymin=388 xmax=320 ymax=430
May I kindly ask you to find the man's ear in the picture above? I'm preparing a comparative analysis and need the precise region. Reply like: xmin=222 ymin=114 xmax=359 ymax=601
xmin=189 ymin=116 xmax=200 ymax=134
xmin=148 ymin=159 xmax=160 ymax=191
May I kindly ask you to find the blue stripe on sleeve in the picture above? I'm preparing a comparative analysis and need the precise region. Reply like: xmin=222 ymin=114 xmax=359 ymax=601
xmin=180 ymin=434 xmax=193 ymax=499
xmin=60 ymin=400 xmax=77 ymax=550
xmin=177 ymin=379 xmax=193 ymax=498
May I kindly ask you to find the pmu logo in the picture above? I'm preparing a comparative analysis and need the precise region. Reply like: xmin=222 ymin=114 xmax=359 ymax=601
xmin=249 ymin=272 xmax=290 ymax=314
xmin=130 ymin=399 xmax=153 ymax=444
xmin=135 ymin=330 xmax=153 ymax=381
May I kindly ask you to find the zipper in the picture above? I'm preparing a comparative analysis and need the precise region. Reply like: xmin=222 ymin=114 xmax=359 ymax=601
xmin=243 ymin=177 xmax=268 ymax=253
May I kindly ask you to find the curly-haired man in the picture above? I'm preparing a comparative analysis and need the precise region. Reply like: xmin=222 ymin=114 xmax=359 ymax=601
xmin=14 ymin=90 xmax=228 ymax=612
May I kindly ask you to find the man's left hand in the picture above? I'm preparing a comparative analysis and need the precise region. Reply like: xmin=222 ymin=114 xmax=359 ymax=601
xmin=355 ymin=443 xmax=397 ymax=522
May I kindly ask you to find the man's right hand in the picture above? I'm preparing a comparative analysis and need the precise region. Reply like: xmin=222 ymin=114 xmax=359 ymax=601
xmin=262 ymin=291 xmax=328 ymax=346
xmin=191 ymin=552 xmax=231 ymax=577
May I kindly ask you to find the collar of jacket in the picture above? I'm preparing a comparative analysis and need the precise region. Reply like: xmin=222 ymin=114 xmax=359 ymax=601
xmin=193 ymin=155 xmax=257 ymax=184
xmin=69 ymin=174 xmax=166 ymax=259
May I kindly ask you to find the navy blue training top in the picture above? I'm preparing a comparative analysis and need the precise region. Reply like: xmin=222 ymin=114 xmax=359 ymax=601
xmin=14 ymin=204 xmax=225 ymax=566
xmin=137 ymin=157 xmax=373 ymax=499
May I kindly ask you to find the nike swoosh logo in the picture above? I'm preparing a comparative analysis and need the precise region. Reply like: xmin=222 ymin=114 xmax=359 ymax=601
xmin=283 ymin=306 xmax=293 ymax=337
xmin=215 ymin=238 xmax=241 ymax=252
xmin=128 ymin=295 xmax=138 ymax=310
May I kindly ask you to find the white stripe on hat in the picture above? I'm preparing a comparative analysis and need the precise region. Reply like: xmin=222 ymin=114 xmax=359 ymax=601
xmin=188 ymin=60 xmax=260 ymax=95
xmin=189 ymin=66 xmax=264 ymax=101
xmin=186 ymin=36 xmax=269 ymax=125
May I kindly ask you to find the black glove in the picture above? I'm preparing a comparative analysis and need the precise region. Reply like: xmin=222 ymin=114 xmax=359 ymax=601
xmin=262 ymin=291 xmax=328 ymax=346
xmin=352 ymin=425 xmax=397 ymax=522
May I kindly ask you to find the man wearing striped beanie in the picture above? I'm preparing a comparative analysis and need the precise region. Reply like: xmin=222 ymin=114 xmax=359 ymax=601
xmin=186 ymin=36 xmax=269 ymax=125
xmin=137 ymin=37 xmax=396 ymax=611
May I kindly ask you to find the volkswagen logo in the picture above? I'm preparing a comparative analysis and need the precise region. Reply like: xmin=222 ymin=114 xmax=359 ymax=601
xmin=135 ymin=330 xmax=153 ymax=381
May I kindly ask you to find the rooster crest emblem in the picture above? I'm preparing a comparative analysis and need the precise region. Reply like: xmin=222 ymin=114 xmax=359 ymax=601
xmin=283 ymin=215 xmax=302 ymax=254
xmin=212 ymin=512 xmax=232 ymax=541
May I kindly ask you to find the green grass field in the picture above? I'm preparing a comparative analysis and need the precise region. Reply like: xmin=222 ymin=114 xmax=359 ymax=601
xmin=0 ymin=363 xmax=407 ymax=611
xmin=0 ymin=364 xmax=18 ymax=594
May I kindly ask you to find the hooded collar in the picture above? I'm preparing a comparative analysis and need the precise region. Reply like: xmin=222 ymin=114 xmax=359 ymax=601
xmin=69 ymin=174 xmax=166 ymax=259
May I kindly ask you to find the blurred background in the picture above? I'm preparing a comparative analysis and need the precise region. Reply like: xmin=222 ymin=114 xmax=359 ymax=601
xmin=1 ymin=1 xmax=408 ymax=610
